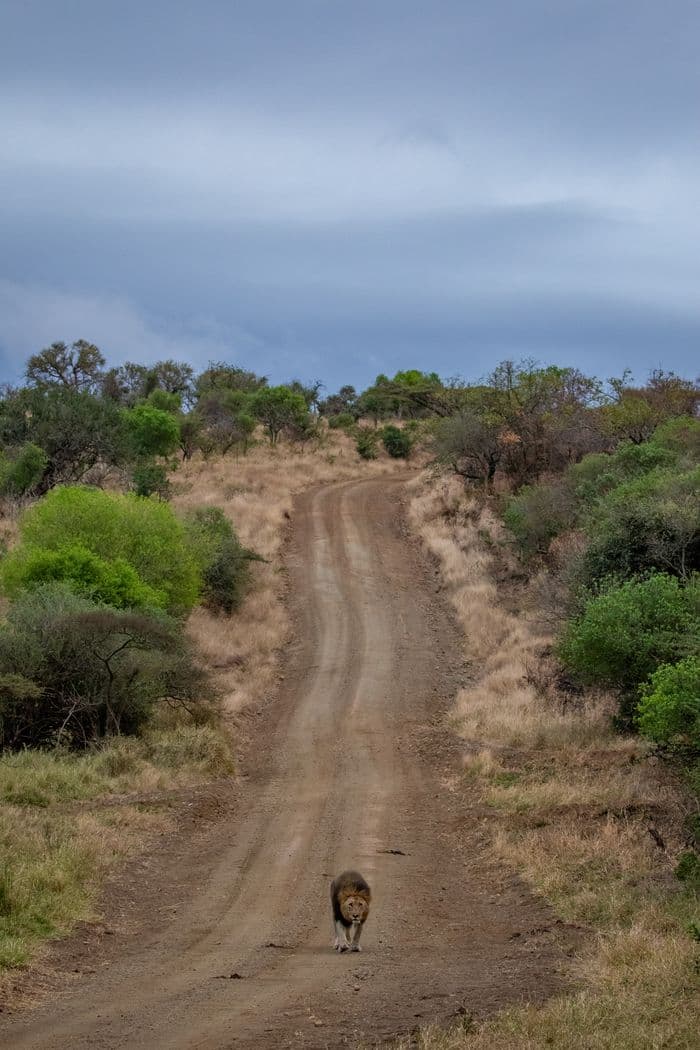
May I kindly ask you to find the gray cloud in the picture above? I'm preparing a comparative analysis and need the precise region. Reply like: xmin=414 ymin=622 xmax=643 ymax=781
xmin=0 ymin=1 xmax=698 ymax=388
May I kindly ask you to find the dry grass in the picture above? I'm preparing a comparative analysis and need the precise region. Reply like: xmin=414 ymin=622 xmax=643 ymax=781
xmin=0 ymin=726 xmax=234 ymax=976
xmin=400 ymin=471 xmax=700 ymax=1050
xmin=0 ymin=430 xmax=403 ymax=981
xmin=407 ymin=475 xmax=614 ymax=750
xmin=173 ymin=429 xmax=406 ymax=717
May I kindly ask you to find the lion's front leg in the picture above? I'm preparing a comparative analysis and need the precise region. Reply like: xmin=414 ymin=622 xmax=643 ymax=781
xmin=334 ymin=919 xmax=350 ymax=952
xmin=349 ymin=921 xmax=363 ymax=952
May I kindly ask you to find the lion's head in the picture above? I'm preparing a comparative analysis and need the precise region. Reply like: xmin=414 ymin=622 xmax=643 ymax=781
xmin=340 ymin=894 xmax=369 ymax=925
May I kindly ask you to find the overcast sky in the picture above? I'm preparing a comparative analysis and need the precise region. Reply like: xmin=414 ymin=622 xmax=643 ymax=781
xmin=1 ymin=1 xmax=698 ymax=390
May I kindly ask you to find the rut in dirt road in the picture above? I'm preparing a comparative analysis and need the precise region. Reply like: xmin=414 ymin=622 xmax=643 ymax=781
xmin=2 ymin=478 xmax=569 ymax=1049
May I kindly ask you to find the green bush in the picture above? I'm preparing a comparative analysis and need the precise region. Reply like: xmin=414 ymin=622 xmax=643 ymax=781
xmin=381 ymin=424 xmax=412 ymax=458
xmin=568 ymin=442 xmax=675 ymax=505
xmin=2 ymin=545 xmax=166 ymax=610
xmin=580 ymin=468 xmax=700 ymax=585
xmin=638 ymin=656 xmax=700 ymax=751
xmin=356 ymin=427 xmax=379 ymax=460
xmin=0 ymin=583 xmax=214 ymax=749
xmin=12 ymin=486 xmax=200 ymax=614
xmin=185 ymin=507 xmax=258 ymax=614
xmin=131 ymin=461 xmax=172 ymax=499
xmin=674 ymin=850 xmax=700 ymax=890
xmin=327 ymin=412 xmax=356 ymax=430
xmin=504 ymin=481 xmax=577 ymax=560
xmin=0 ymin=444 xmax=48 ymax=498
xmin=650 ymin=416 xmax=700 ymax=465
xmin=146 ymin=388 xmax=182 ymax=414
xmin=122 ymin=404 xmax=180 ymax=459
xmin=558 ymin=573 xmax=699 ymax=691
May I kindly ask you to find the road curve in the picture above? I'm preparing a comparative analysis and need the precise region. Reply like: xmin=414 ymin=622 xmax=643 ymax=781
xmin=2 ymin=478 xmax=565 ymax=1048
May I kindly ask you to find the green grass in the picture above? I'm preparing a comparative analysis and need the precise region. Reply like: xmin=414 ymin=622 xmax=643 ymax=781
xmin=0 ymin=725 xmax=234 ymax=971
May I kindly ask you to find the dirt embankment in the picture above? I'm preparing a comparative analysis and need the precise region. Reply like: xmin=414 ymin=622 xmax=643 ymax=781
xmin=1 ymin=479 xmax=571 ymax=1048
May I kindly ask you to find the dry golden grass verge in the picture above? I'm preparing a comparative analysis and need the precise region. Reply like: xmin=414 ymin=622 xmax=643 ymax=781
xmin=0 ymin=725 xmax=234 ymax=977
xmin=402 ymin=472 xmax=700 ymax=1050
xmin=173 ymin=429 xmax=406 ymax=717
xmin=0 ymin=429 xmax=404 ymax=982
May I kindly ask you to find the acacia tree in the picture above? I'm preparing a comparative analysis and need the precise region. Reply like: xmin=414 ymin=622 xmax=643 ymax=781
xmin=195 ymin=362 xmax=267 ymax=399
xmin=251 ymin=386 xmax=310 ymax=444
xmin=194 ymin=389 xmax=256 ymax=455
xmin=320 ymin=385 xmax=358 ymax=417
xmin=0 ymin=385 xmax=126 ymax=491
xmin=358 ymin=370 xmax=454 ymax=420
xmin=599 ymin=369 xmax=699 ymax=445
xmin=434 ymin=409 xmax=504 ymax=488
xmin=483 ymin=361 xmax=605 ymax=483
xmin=26 ymin=340 xmax=105 ymax=394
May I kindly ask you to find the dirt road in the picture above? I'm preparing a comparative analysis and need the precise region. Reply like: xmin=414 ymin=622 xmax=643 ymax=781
xmin=2 ymin=479 xmax=568 ymax=1048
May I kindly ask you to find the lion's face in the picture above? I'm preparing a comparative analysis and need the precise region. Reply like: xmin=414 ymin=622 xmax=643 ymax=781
xmin=340 ymin=895 xmax=369 ymax=925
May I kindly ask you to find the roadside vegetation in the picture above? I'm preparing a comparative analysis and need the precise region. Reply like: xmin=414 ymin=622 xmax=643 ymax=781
xmin=0 ymin=338 xmax=697 ymax=1043
xmin=402 ymin=362 xmax=699 ymax=1049
xmin=0 ymin=342 xmax=407 ymax=982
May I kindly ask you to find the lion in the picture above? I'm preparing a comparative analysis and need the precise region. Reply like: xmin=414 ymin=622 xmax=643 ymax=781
xmin=330 ymin=870 xmax=371 ymax=952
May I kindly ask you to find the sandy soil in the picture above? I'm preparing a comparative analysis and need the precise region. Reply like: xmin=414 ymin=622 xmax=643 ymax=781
xmin=1 ymin=478 xmax=571 ymax=1048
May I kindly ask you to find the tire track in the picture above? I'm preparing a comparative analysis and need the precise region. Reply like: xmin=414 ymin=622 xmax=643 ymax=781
xmin=2 ymin=478 xmax=569 ymax=1049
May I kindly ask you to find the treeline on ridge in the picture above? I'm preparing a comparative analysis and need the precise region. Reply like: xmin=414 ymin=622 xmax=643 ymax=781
xmin=0 ymin=342 xmax=697 ymax=774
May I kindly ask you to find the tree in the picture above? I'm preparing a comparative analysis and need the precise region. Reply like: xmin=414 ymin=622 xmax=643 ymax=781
xmin=123 ymin=404 xmax=181 ymax=459
xmin=599 ymin=370 xmax=699 ymax=445
xmin=0 ymin=386 xmax=127 ymax=491
xmin=250 ymin=386 xmax=310 ymax=445
xmin=195 ymin=362 xmax=267 ymax=399
xmin=485 ymin=361 xmax=605 ymax=483
xmin=320 ymin=385 xmax=358 ymax=418
xmin=103 ymin=360 xmax=195 ymax=407
xmin=288 ymin=379 xmax=324 ymax=412
xmin=148 ymin=360 xmax=195 ymax=404
xmin=358 ymin=370 xmax=454 ymax=421
xmin=194 ymin=389 xmax=256 ymax=455
xmin=26 ymin=340 xmax=105 ymax=394
xmin=102 ymin=361 xmax=152 ymax=405
xmin=0 ymin=583 xmax=214 ymax=748
xmin=433 ymin=409 xmax=504 ymax=488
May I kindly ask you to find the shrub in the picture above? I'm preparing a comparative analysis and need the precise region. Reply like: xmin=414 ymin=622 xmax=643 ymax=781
xmin=146 ymin=388 xmax=182 ymax=414
xmin=185 ymin=507 xmax=259 ymax=613
xmin=580 ymin=468 xmax=700 ymax=585
xmin=122 ymin=403 xmax=180 ymax=459
xmin=651 ymin=416 xmax=700 ymax=465
xmin=638 ymin=656 xmax=700 ymax=751
xmin=2 ymin=544 xmax=166 ymax=610
xmin=356 ymin=427 xmax=379 ymax=460
xmin=0 ymin=443 xmax=48 ymax=498
xmin=558 ymin=573 xmax=699 ymax=692
xmin=381 ymin=424 xmax=412 ymax=458
xmin=0 ymin=583 xmax=214 ymax=749
xmin=12 ymin=486 xmax=200 ymax=614
xmin=504 ymin=481 xmax=577 ymax=560
xmin=674 ymin=850 xmax=700 ymax=890
xmin=567 ymin=442 xmax=675 ymax=505
xmin=327 ymin=412 xmax=356 ymax=431
xmin=131 ymin=461 xmax=172 ymax=499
